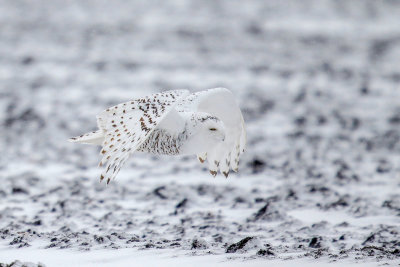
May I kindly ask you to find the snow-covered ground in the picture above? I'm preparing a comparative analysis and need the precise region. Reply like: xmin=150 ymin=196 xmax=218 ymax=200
xmin=1 ymin=0 xmax=400 ymax=266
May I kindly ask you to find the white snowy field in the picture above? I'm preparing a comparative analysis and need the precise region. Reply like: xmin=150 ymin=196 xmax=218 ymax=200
xmin=1 ymin=0 xmax=400 ymax=266
xmin=1 ymin=243 xmax=396 ymax=267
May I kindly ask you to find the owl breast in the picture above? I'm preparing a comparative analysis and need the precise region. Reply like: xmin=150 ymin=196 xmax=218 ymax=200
xmin=136 ymin=129 xmax=182 ymax=155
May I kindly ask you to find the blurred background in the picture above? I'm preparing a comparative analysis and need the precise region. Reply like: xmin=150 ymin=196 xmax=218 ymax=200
xmin=0 ymin=0 xmax=399 ymax=262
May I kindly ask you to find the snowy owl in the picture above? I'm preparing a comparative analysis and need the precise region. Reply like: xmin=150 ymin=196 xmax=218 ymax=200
xmin=69 ymin=88 xmax=246 ymax=184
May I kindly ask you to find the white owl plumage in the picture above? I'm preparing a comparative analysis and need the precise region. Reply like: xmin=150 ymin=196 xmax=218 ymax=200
xmin=69 ymin=88 xmax=246 ymax=184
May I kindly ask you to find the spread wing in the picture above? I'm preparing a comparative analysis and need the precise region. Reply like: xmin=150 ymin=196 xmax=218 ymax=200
xmin=177 ymin=88 xmax=246 ymax=177
xmin=97 ymin=89 xmax=190 ymax=184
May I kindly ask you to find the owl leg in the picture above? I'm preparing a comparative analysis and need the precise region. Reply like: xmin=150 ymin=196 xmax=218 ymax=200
xmin=197 ymin=152 xmax=207 ymax=163
xmin=230 ymin=141 xmax=241 ymax=172
xmin=207 ymin=149 xmax=219 ymax=177
xmin=207 ymin=143 xmax=227 ymax=177
xmin=219 ymin=150 xmax=232 ymax=178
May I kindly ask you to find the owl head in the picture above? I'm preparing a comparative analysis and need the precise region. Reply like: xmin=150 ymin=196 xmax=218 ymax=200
xmin=180 ymin=113 xmax=226 ymax=155
xmin=197 ymin=115 xmax=225 ymax=143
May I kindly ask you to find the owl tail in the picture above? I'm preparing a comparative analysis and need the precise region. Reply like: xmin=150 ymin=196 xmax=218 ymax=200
xmin=68 ymin=130 xmax=104 ymax=145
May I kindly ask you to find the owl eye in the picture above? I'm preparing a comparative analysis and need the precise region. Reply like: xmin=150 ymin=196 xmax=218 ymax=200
xmin=209 ymin=128 xmax=217 ymax=131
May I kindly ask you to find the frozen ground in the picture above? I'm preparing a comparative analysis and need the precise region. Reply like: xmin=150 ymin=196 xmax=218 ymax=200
xmin=1 ymin=0 xmax=400 ymax=266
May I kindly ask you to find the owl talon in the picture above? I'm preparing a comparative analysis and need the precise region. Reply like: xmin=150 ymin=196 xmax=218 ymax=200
xmin=223 ymin=171 xmax=229 ymax=178
xmin=210 ymin=170 xmax=217 ymax=177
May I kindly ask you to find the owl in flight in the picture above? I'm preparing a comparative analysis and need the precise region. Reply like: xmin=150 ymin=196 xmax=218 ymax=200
xmin=69 ymin=88 xmax=246 ymax=184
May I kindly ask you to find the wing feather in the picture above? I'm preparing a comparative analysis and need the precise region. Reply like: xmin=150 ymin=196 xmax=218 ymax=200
xmin=97 ymin=89 xmax=190 ymax=183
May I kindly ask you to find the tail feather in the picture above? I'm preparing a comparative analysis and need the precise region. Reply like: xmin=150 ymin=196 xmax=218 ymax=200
xmin=68 ymin=130 xmax=104 ymax=145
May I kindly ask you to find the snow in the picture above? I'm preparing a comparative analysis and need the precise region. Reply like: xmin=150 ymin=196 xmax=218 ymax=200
xmin=1 ymin=0 xmax=400 ymax=266
xmin=0 ymin=243 xmax=394 ymax=267
xmin=288 ymin=209 xmax=400 ymax=227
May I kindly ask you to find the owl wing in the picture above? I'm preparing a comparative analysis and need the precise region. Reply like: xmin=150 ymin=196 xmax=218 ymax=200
xmin=177 ymin=88 xmax=246 ymax=177
xmin=97 ymin=89 xmax=190 ymax=184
